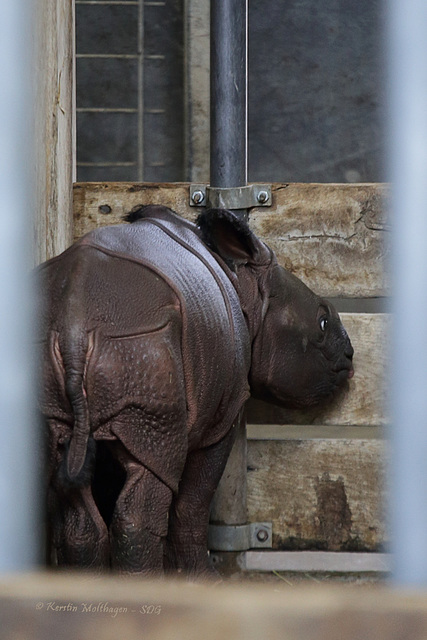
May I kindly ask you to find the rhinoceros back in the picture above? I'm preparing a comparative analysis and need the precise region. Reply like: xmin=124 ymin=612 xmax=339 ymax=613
xmin=81 ymin=210 xmax=251 ymax=450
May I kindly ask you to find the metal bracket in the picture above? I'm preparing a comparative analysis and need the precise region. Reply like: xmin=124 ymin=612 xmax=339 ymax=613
xmin=208 ymin=522 xmax=273 ymax=551
xmin=189 ymin=184 xmax=272 ymax=209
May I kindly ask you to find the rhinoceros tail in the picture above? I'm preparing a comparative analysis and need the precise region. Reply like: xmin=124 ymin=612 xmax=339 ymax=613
xmin=54 ymin=329 xmax=95 ymax=487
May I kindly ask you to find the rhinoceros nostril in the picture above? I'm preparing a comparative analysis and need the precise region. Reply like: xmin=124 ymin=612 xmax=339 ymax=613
xmin=344 ymin=341 xmax=354 ymax=360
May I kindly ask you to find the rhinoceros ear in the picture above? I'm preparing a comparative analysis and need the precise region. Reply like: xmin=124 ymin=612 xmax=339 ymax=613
xmin=197 ymin=208 xmax=267 ymax=266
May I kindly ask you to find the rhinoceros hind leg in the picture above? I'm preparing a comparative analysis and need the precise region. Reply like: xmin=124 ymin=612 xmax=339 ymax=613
xmin=109 ymin=442 xmax=173 ymax=576
xmin=53 ymin=484 xmax=110 ymax=570
xmin=165 ymin=427 xmax=235 ymax=581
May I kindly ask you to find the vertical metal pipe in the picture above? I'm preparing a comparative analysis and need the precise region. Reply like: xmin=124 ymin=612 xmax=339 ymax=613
xmin=209 ymin=0 xmax=248 ymax=529
xmin=0 ymin=0 xmax=39 ymax=570
xmin=388 ymin=0 xmax=427 ymax=585
xmin=210 ymin=0 xmax=248 ymax=191
xmin=138 ymin=0 xmax=144 ymax=181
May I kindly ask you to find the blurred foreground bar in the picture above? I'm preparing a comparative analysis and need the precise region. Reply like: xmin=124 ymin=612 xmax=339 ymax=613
xmin=1 ymin=574 xmax=427 ymax=639
xmin=0 ymin=0 xmax=40 ymax=570
xmin=388 ymin=0 xmax=427 ymax=585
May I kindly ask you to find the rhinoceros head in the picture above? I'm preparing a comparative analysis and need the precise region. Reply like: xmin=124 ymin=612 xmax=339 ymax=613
xmin=198 ymin=208 xmax=354 ymax=409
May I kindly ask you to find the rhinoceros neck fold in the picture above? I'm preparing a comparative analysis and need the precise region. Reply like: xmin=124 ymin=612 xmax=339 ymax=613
xmin=234 ymin=262 xmax=272 ymax=346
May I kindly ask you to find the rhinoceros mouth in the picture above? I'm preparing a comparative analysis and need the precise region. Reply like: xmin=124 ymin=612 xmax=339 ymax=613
xmin=333 ymin=362 xmax=354 ymax=385
xmin=332 ymin=354 xmax=354 ymax=378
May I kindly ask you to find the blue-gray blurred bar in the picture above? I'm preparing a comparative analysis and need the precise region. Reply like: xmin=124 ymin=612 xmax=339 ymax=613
xmin=388 ymin=0 xmax=427 ymax=584
xmin=0 ymin=1 xmax=39 ymax=570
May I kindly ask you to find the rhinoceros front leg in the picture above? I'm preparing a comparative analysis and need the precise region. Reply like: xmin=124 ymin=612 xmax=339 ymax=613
xmin=109 ymin=441 xmax=173 ymax=575
xmin=165 ymin=426 xmax=236 ymax=580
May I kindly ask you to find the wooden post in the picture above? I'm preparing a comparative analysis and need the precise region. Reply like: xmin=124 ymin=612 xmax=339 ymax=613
xmin=210 ymin=412 xmax=247 ymax=525
xmin=34 ymin=0 xmax=75 ymax=264
xmin=184 ymin=0 xmax=210 ymax=182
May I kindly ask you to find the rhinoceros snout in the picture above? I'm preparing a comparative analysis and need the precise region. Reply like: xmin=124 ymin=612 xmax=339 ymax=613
xmin=343 ymin=337 xmax=354 ymax=378
xmin=345 ymin=341 xmax=354 ymax=361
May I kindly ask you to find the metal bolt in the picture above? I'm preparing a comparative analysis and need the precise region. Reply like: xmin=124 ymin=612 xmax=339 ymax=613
xmin=256 ymin=528 xmax=269 ymax=543
xmin=257 ymin=190 xmax=269 ymax=204
xmin=192 ymin=190 xmax=205 ymax=205
xmin=98 ymin=204 xmax=112 ymax=215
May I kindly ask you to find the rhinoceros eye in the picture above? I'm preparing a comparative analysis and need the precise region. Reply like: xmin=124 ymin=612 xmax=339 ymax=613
xmin=319 ymin=317 xmax=328 ymax=332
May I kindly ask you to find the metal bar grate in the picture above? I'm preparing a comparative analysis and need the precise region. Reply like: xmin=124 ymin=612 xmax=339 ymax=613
xmin=75 ymin=0 xmax=184 ymax=182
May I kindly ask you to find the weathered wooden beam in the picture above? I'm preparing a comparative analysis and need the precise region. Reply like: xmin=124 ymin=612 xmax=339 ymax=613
xmin=250 ymin=183 xmax=390 ymax=298
xmin=248 ymin=313 xmax=389 ymax=427
xmin=73 ymin=182 xmax=193 ymax=236
xmin=35 ymin=0 xmax=75 ymax=264
xmin=247 ymin=437 xmax=388 ymax=552
xmin=73 ymin=182 xmax=390 ymax=297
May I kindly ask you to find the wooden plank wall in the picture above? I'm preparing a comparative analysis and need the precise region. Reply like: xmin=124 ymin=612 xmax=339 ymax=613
xmin=73 ymin=182 xmax=390 ymax=299
xmin=73 ymin=182 xmax=390 ymax=555
xmin=247 ymin=438 xmax=388 ymax=552
xmin=34 ymin=0 xmax=75 ymax=265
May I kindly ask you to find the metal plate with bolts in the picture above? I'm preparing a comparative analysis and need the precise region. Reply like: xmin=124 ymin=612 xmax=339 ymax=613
xmin=208 ymin=522 xmax=273 ymax=551
xmin=190 ymin=184 xmax=272 ymax=209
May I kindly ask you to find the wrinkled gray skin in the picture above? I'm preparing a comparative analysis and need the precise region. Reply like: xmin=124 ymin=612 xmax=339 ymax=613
xmin=37 ymin=205 xmax=353 ymax=578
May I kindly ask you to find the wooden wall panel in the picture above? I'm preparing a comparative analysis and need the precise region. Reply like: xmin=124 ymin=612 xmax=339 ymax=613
xmin=251 ymin=183 xmax=390 ymax=298
xmin=73 ymin=182 xmax=389 ymax=297
xmin=247 ymin=438 xmax=388 ymax=552
xmin=73 ymin=182 xmax=193 ymax=237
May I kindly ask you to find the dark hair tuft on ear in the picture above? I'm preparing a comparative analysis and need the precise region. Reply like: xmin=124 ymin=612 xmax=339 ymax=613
xmin=123 ymin=205 xmax=151 ymax=223
xmin=123 ymin=204 xmax=176 ymax=223
xmin=196 ymin=208 xmax=252 ymax=254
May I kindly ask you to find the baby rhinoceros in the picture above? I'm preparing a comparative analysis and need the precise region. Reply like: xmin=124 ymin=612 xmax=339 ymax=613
xmin=38 ymin=205 xmax=354 ymax=578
